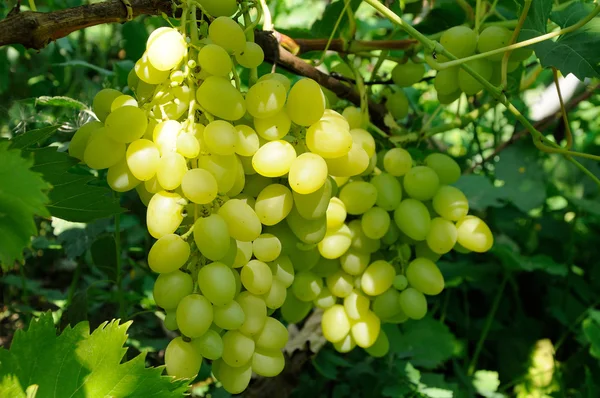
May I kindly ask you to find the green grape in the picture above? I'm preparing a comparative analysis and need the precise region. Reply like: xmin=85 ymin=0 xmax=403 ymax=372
xmin=176 ymin=294 xmax=213 ymax=338
xmin=208 ymin=17 xmax=246 ymax=54
xmin=198 ymin=0 xmax=238 ymax=16
xmin=394 ymin=198 xmax=431 ymax=241
xmin=437 ymin=89 xmax=462 ymax=105
xmin=254 ymin=110 xmax=291 ymax=141
xmin=164 ymin=310 xmax=178 ymax=331
xmin=340 ymin=249 xmax=370 ymax=275
xmin=198 ymin=43 xmax=232 ymax=77
xmin=129 ymin=70 xmax=156 ymax=103
xmin=147 ymin=191 xmax=184 ymax=239
xmin=220 ymin=237 xmax=239 ymax=268
xmin=350 ymin=128 xmax=376 ymax=158
xmin=351 ymin=310 xmax=380 ymax=348
xmin=148 ymin=234 xmax=190 ymax=274
xmin=293 ymin=177 xmax=332 ymax=220
xmin=399 ymin=287 xmax=427 ymax=320
xmin=240 ymin=259 xmax=273 ymax=295
xmin=236 ymin=292 xmax=267 ymax=336
xmin=325 ymin=141 xmax=370 ymax=177
xmin=254 ymin=317 xmax=288 ymax=351
xmin=153 ymin=120 xmax=180 ymax=155
xmin=234 ymin=125 xmax=260 ymax=157
xmin=312 ymin=256 xmax=340 ymax=278
xmin=339 ymin=181 xmax=378 ymax=215
xmin=342 ymin=107 xmax=364 ymax=129
xmin=218 ymin=199 xmax=262 ymax=242
xmin=263 ymin=278 xmax=287 ymax=309
xmin=156 ymin=152 xmax=187 ymax=190
xmin=280 ymin=291 xmax=312 ymax=324
xmin=286 ymin=78 xmax=326 ymax=126
xmin=424 ymin=153 xmax=461 ymax=185
xmin=69 ymin=121 xmax=103 ymax=161
xmin=92 ymin=88 xmax=122 ymax=122
xmin=361 ymin=260 xmax=395 ymax=296
xmin=440 ymin=26 xmax=477 ymax=60
xmin=252 ymin=140 xmax=296 ymax=177
xmin=83 ymin=129 xmax=126 ymax=170
xmin=191 ymin=329 xmax=223 ymax=360
xmin=292 ymin=271 xmax=323 ymax=301
xmin=364 ymin=329 xmax=389 ymax=357
xmin=510 ymin=47 xmax=534 ymax=62
xmin=454 ymin=241 xmax=472 ymax=254
xmin=165 ymin=337 xmax=202 ymax=379
xmin=432 ymin=185 xmax=469 ymax=221
xmin=233 ymin=240 xmax=253 ymax=268
xmin=153 ymin=270 xmax=193 ymax=309
xmin=203 ymin=120 xmax=236 ymax=155
xmin=343 ymin=290 xmax=370 ymax=320
xmin=458 ymin=59 xmax=493 ymax=95
xmin=477 ymin=26 xmax=512 ymax=61
xmin=196 ymin=76 xmax=246 ymax=121
xmin=456 ymin=215 xmax=494 ymax=252
xmin=333 ymin=334 xmax=356 ymax=353
xmin=370 ymin=173 xmax=402 ymax=211
xmin=235 ymin=41 xmax=265 ymax=68
xmin=213 ymin=300 xmax=246 ymax=330
xmin=426 ymin=217 xmax=458 ymax=254
xmin=107 ymin=158 xmax=140 ymax=192
xmin=289 ymin=245 xmax=320 ymax=272
xmin=288 ymin=153 xmax=328 ymax=195
xmin=327 ymin=270 xmax=354 ymax=298
xmin=126 ymin=139 xmax=160 ymax=181
xmin=253 ymin=233 xmax=282 ymax=262
xmin=434 ymin=67 xmax=460 ymax=95
xmin=228 ymin=161 xmax=246 ymax=201
xmin=383 ymin=148 xmax=412 ymax=177
xmin=255 ymin=184 xmax=293 ymax=225
xmin=403 ymin=166 xmax=440 ymax=201
xmin=381 ymin=220 xmax=401 ymax=245
xmin=144 ymin=175 xmax=162 ymax=194
xmin=257 ymin=73 xmax=291 ymax=92
xmin=268 ymin=255 xmax=295 ymax=287
xmin=392 ymin=274 xmax=408 ymax=291
xmin=348 ymin=219 xmax=381 ymax=254
xmin=306 ymin=116 xmax=353 ymax=159
xmin=181 ymin=168 xmax=218 ymax=204
xmin=318 ymin=224 xmax=352 ymax=259
xmin=213 ymin=360 xmax=252 ymax=395
xmin=314 ymin=286 xmax=337 ymax=309
xmin=198 ymin=261 xmax=237 ymax=305
xmin=361 ymin=207 xmax=391 ymax=240
xmin=151 ymin=85 xmax=193 ymax=120
xmin=193 ymin=214 xmax=231 ymax=261
xmin=286 ymin=207 xmax=327 ymax=244
xmin=252 ymin=349 xmax=285 ymax=377
xmin=246 ymin=80 xmax=287 ymax=119
xmin=146 ymin=27 xmax=186 ymax=71
xmin=321 ymin=304 xmax=351 ymax=343
xmin=135 ymin=52 xmax=170 ymax=84
xmin=197 ymin=153 xmax=238 ymax=193
xmin=242 ymin=173 xmax=272 ymax=197
xmin=326 ymin=197 xmax=347 ymax=230
xmin=385 ymin=90 xmax=409 ymax=120
xmin=406 ymin=257 xmax=444 ymax=296
xmin=415 ymin=240 xmax=441 ymax=262
xmin=391 ymin=61 xmax=426 ymax=87
xmin=221 ymin=330 xmax=255 ymax=367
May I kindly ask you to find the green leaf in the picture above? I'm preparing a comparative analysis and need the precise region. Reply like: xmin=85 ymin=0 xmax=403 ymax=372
xmin=492 ymin=244 xmax=568 ymax=276
xmin=413 ymin=0 xmax=467 ymax=34
xmin=519 ymin=0 xmax=553 ymax=38
xmin=36 ymin=96 xmax=88 ymax=111
xmin=9 ymin=125 xmax=61 ymax=150
xmin=30 ymin=147 xmax=125 ymax=223
xmin=473 ymin=370 xmax=502 ymax=398
xmin=0 ymin=142 xmax=50 ymax=269
xmin=583 ymin=314 xmax=600 ymax=360
xmin=453 ymin=175 xmax=508 ymax=211
xmin=91 ymin=235 xmax=118 ymax=281
xmin=51 ymin=60 xmax=115 ymax=76
xmin=0 ymin=312 xmax=189 ymax=398
xmin=311 ymin=0 xmax=362 ymax=38
xmin=391 ymin=317 xmax=456 ymax=368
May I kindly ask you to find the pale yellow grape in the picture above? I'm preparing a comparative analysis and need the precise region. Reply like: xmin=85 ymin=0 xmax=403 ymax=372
xmin=213 ymin=300 xmax=246 ymax=330
xmin=350 ymin=128 xmax=376 ymax=157
xmin=107 ymin=158 xmax=141 ymax=192
xmin=220 ymin=237 xmax=239 ymax=268
xmin=403 ymin=166 xmax=440 ymax=201
xmin=236 ymin=41 xmax=264 ymax=68
xmin=348 ymin=219 xmax=381 ymax=253
xmin=148 ymin=234 xmax=190 ymax=274
xmin=342 ymin=107 xmax=363 ymax=129
xmin=291 ymin=271 xmax=322 ymax=302
xmin=351 ymin=310 xmax=380 ymax=348
xmin=287 ymin=153 xmax=328 ymax=195
xmin=198 ymin=44 xmax=232 ymax=77
xmin=203 ymin=120 xmax=237 ymax=155
xmin=257 ymin=73 xmax=291 ymax=92
xmin=306 ymin=119 xmax=352 ymax=159
xmin=191 ymin=329 xmax=223 ymax=360
xmin=208 ymin=17 xmax=246 ymax=54
xmin=110 ymin=95 xmax=137 ymax=111
xmin=170 ymin=70 xmax=185 ymax=85
xmin=130 ymin=71 xmax=156 ymax=103
xmin=135 ymin=52 xmax=169 ymax=84
xmin=286 ymin=207 xmax=327 ymax=244
xmin=246 ymin=80 xmax=287 ymax=119
xmin=221 ymin=330 xmax=255 ymax=367
xmin=165 ymin=337 xmax=202 ymax=379
xmin=253 ymin=110 xmax=291 ymax=141
xmin=147 ymin=27 xmax=186 ymax=71
xmin=156 ymin=152 xmax=187 ymax=190
xmin=339 ymin=181 xmax=378 ymax=215
xmin=136 ymin=184 xmax=154 ymax=207
xmin=92 ymin=88 xmax=122 ymax=122
xmin=147 ymin=191 xmax=185 ymax=239
xmin=153 ymin=270 xmax=193 ymax=309
xmin=361 ymin=260 xmax=395 ymax=296
xmin=252 ymin=233 xmax=281 ymax=262
xmin=255 ymin=184 xmax=294 ymax=225
xmin=326 ymin=197 xmax=347 ymax=230
xmin=197 ymin=76 xmax=246 ymax=121
xmin=334 ymin=334 xmax=356 ymax=353
xmin=361 ymin=207 xmax=391 ymax=240
xmin=394 ymin=198 xmax=431 ymax=241
xmin=197 ymin=154 xmax=237 ymax=193
xmin=234 ymin=124 xmax=260 ymax=156
xmin=218 ymin=199 xmax=262 ymax=241
xmin=255 ymin=318 xmax=288 ymax=352
xmin=213 ymin=361 xmax=252 ymax=395
xmin=325 ymin=142 xmax=370 ymax=177
xmin=383 ymin=148 xmax=412 ymax=176
xmin=227 ymin=159 xmax=246 ymax=197
xmin=406 ymin=257 xmax=445 ymax=295
xmin=340 ymin=249 xmax=370 ymax=275
xmin=426 ymin=217 xmax=457 ymax=254
xmin=321 ymin=304 xmax=351 ymax=343
xmin=293 ymin=177 xmax=332 ymax=220
xmin=144 ymin=175 xmax=162 ymax=193
xmin=399 ymin=287 xmax=428 ymax=320
xmin=153 ymin=120 xmax=181 ymax=155
xmin=327 ymin=270 xmax=354 ymax=298
xmin=126 ymin=139 xmax=160 ymax=181
xmin=372 ymin=288 xmax=403 ymax=319
xmin=236 ymin=291 xmax=267 ymax=336
xmin=176 ymin=133 xmax=200 ymax=158
xmin=198 ymin=261 xmax=237 ymax=305
xmin=69 ymin=121 xmax=103 ymax=161
xmin=432 ymin=185 xmax=469 ymax=221
xmin=104 ymin=106 xmax=147 ymax=143
xmin=365 ymin=330 xmax=390 ymax=357
xmin=180 ymin=168 xmax=218 ymax=204
xmin=286 ymin=78 xmax=326 ymax=126
xmin=193 ymin=214 xmax=231 ymax=261
xmin=176 ymin=294 xmax=213 ymax=338
xmin=456 ymin=215 xmax=494 ymax=252
xmin=240 ymin=259 xmax=273 ymax=295
xmin=318 ymin=223 xmax=352 ymax=259
xmin=151 ymin=85 xmax=193 ymax=120
xmin=268 ymin=255 xmax=295 ymax=288
xmin=263 ymin=279 xmax=287 ymax=309
xmin=314 ymin=287 xmax=337 ymax=309
xmin=83 ymin=129 xmax=126 ymax=170
xmin=198 ymin=0 xmax=238 ymax=16
xmin=370 ymin=173 xmax=402 ymax=211
xmin=343 ymin=290 xmax=370 ymax=320
xmin=252 ymin=349 xmax=285 ymax=377
xmin=233 ymin=240 xmax=253 ymax=268
xmin=322 ymin=108 xmax=350 ymax=128
xmin=252 ymin=139 xmax=296 ymax=177
xmin=281 ymin=292 xmax=312 ymax=324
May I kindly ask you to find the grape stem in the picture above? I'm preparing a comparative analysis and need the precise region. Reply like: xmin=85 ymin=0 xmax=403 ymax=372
xmin=243 ymin=2 xmax=258 ymax=86
xmin=311 ymin=0 xmax=353 ymax=67
xmin=474 ymin=0 xmax=482 ymax=33
xmin=180 ymin=223 xmax=196 ymax=241
xmin=552 ymin=68 xmax=573 ymax=150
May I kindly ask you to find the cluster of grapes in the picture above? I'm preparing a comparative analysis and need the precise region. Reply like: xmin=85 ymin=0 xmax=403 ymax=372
xmin=68 ymin=2 xmax=494 ymax=394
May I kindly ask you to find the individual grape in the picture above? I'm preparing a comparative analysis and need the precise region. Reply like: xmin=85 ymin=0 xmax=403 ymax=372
xmin=385 ymin=90 xmax=409 ymax=120
xmin=288 ymin=153 xmax=328 ymax=195
xmin=164 ymin=310 xmax=178 ymax=331
xmin=268 ymin=255 xmax=295 ymax=288
xmin=326 ymin=197 xmax=347 ymax=230
xmin=440 ymin=26 xmax=477 ymax=59
xmin=221 ymin=330 xmax=255 ymax=368
xmin=144 ymin=175 xmax=162 ymax=194
xmin=361 ymin=260 xmax=395 ymax=296
xmin=426 ymin=217 xmax=458 ymax=254
xmin=326 ymin=270 xmax=354 ymax=298
xmin=342 ymin=107 xmax=364 ymax=129
xmin=254 ymin=184 xmax=294 ymax=225
xmin=510 ymin=47 xmax=534 ymax=62
xmin=364 ymin=329 xmax=390 ymax=357
xmin=181 ymin=168 xmax=218 ymax=204
xmin=83 ymin=129 xmax=126 ymax=170
xmin=351 ymin=310 xmax=380 ymax=348
xmin=406 ymin=257 xmax=445 ymax=295
xmin=257 ymin=73 xmax=291 ymax=92
xmin=147 ymin=27 xmax=186 ymax=71
xmin=107 ymin=158 xmax=140 ymax=192
xmin=432 ymin=185 xmax=469 ymax=221
xmin=218 ymin=199 xmax=262 ymax=241
xmin=147 ymin=191 xmax=184 ymax=239
xmin=403 ymin=166 xmax=440 ymax=201
xmin=254 ymin=110 xmax=291 ymax=141
xmin=477 ymin=26 xmax=512 ymax=61
xmin=196 ymin=76 xmax=246 ymax=121
xmin=350 ymin=128 xmax=376 ymax=158
xmin=92 ymin=88 xmax=122 ymax=122
xmin=370 ymin=173 xmax=402 ymax=211
xmin=198 ymin=0 xmax=238 ymax=16
xmin=153 ymin=270 xmax=193 ymax=309
xmin=286 ymin=207 xmax=327 ymax=244
xmin=340 ymin=249 xmax=370 ymax=276
xmin=148 ymin=234 xmax=190 ymax=274
xmin=208 ymin=17 xmax=246 ymax=54
xmin=424 ymin=153 xmax=461 ymax=185
xmin=252 ymin=349 xmax=285 ymax=377
xmin=236 ymin=41 xmax=265 ymax=68
xmin=454 ymin=241 xmax=472 ymax=254
xmin=314 ymin=286 xmax=337 ymax=309
xmin=213 ymin=360 xmax=252 ymax=395
xmin=306 ymin=117 xmax=353 ymax=159
xmin=434 ymin=67 xmax=460 ymax=95
xmin=343 ymin=290 xmax=370 ymax=320
xmin=339 ymin=181 xmax=378 ymax=215
xmin=372 ymin=288 xmax=403 ymax=319
xmin=318 ymin=223 xmax=352 ymax=259
xmin=312 ymin=256 xmax=341 ymax=278
xmin=321 ymin=304 xmax=351 ymax=343
xmin=263 ymin=279 xmax=287 ymax=309
xmin=292 ymin=271 xmax=323 ymax=302
xmin=152 ymin=120 xmax=180 ymax=155
xmin=135 ymin=52 xmax=170 ymax=85
xmin=252 ymin=140 xmax=296 ymax=177
xmin=281 ymin=291 xmax=312 ymax=324
xmin=381 ymin=221 xmax=401 ymax=245
xmin=458 ymin=59 xmax=493 ymax=95
xmin=234 ymin=124 xmax=260 ymax=156
xmin=151 ymin=85 xmax=193 ymax=120
xmin=213 ymin=300 xmax=246 ymax=330
xmin=69 ymin=121 xmax=103 ymax=161
xmin=198 ymin=44 xmax=232 ymax=77
xmin=254 ymin=317 xmax=288 ymax=351
xmin=456 ymin=215 xmax=494 ymax=252
xmin=246 ymin=80 xmax=287 ymax=119
xmin=394 ymin=198 xmax=431 ymax=241
xmin=193 ymin=214 xmax=231 ymax=261
xmin=165 ymin=337 xmax=202 ymax=379
xmin=252 ymin=234 xmax=282 ymax=262
xmin=198 ymin=261 xmax=237 ymax=305
xmin=325 ymin=142 xmax=370 ymax=177
xmin=286 ymin=78 xmax=326 ymax=126
xmin=243 ymin=173 xmax=272 ymax=197
xmin=203 ymin=120 xmax=236 ymax=155
xmin=391 ymin=61 xmax=426 ymax=87
xmin=393 ymin=274 xmax=409 ymax=290
xmin=293 ymin=177 xmax=332 ymax=220
xmin=240 ymin=259 xmax=273 ymax=295
xmin=348 ymin=219 xmax=381 ymax=253
xmin=399 ymin=287 xmax=428 ymax=320
xmin=232 ymin=240 xmax=253 ymax=268
xmin=176 ymin=294 xmax=213 ymax=338
xmin=333 ymin=334 xmax=356 ymax=353
xmin=437 ymin=89 xmax=462 ymax=105
xmin=126 ymin=139 xmax=160 ymax=181
xmin=129 ymin=70 xmax=156 ymax=103
xmin=236 ymin=292 xmax=267 ymax=336
xmin=361 ymin=207 xmax=391 ymax=240
xmin=191 ymin=329 xmax=223 ymax=360
xmin=197 ymin=153 xmax=237 ymax=193
xmin=383 ymin=148 xmax=412 ymax=177
xmin=415 ymin=241 xmax=441 ymax=262
xmin=156 ymin=152 xmax=187 ymax=190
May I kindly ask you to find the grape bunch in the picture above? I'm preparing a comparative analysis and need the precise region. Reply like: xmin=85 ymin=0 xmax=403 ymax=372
xmin=68 ymin=3 xmax=494 ymax=394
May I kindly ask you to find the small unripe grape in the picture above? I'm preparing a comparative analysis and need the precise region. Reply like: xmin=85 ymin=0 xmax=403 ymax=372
xmin=391 ymin=61 xmax=426 ymax=87
xmin=236 ymin=41 xmax=265 ymax=68
xmin=393 ymin=274 xmax=409 ymax=290
xmin=385 ymin=90 xmax=409 ymax=120
xmin=477 ymin=26 xmax=512 ymax=61
xmin=399 ymin=287 xmax=428 ymax=320
xmin=458 ymin=59 xmax=493 ymax=95
xmin=440 ymin=26 xmax=477 ymax=60
xmin=406 ymin=257 xmax=445 ymax=295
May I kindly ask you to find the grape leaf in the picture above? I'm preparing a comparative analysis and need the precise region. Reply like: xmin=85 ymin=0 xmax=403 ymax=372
xmin=492 ymin=244 xmax=568 ymax=276
xmin=519 ymin=0 xmax=553 ymax=37
xmin=0 ymin=312 xmax=189 ymax=398
xmin=453 ymin=175 xmax=508 ymax=211
xmin=311 ymin=0 xmax=362 ymax=38
xmin=36 ymin=96 xmax=88 ymax=111
xmin=29 ymin=147 xmax=125 ymax=223
xmin=583 ymin=312 xmax=600 ymax=360
xmin=0 ymin=142 xmax=50 ymax=269
xmin=9 ymin=125 xmax=61 ymax=150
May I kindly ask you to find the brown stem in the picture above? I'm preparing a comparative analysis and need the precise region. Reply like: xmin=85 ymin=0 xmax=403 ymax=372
xmin=281 ymin=36 xmax=417 ymax=55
